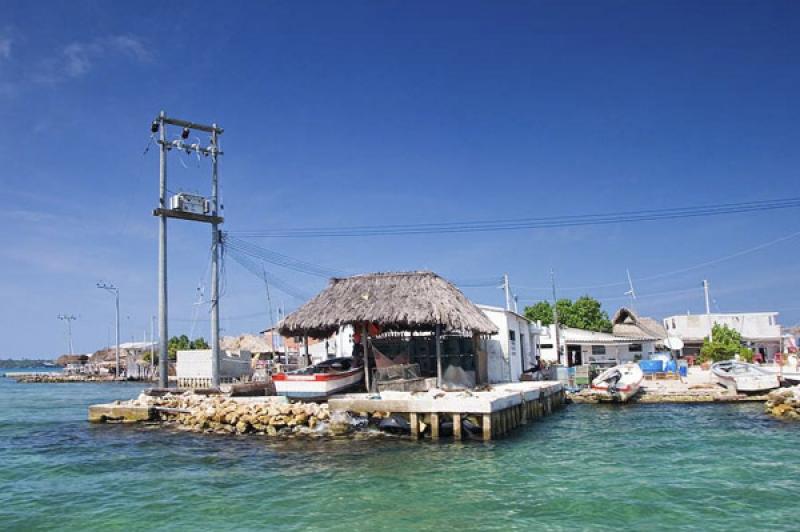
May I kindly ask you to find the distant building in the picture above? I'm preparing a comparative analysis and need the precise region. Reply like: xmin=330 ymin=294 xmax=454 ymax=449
xmin=478 ymin=305 xmax=544 ymax=383
xmin=663 ymin=312 xmax=782 ymax=360
xmin=612 ymin=307 xmax=667 ymax=345
xmin=538 ymin=325 xmax=658 ymax=367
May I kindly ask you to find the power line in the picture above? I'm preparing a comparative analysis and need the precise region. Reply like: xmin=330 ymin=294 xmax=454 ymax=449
xmin=228 ymin=197 xmax=800 ymax=238
xmin=514 ymin=229 xmax=800 ymax=293
xmin=225 ymin=245 xmax=313 ymax=301
xmin=224 ymin=235 xmax=347 ymax=278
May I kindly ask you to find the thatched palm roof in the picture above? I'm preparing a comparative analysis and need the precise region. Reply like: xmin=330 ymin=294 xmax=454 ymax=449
xmin=278 ymin=271 xmax=498 ymax=337
xmin=612 ymin=307 xmax=667 ymax=341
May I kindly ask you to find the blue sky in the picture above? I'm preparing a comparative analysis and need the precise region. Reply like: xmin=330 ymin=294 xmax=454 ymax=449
xmin=2 ymin=1 xmax=799 ymax=357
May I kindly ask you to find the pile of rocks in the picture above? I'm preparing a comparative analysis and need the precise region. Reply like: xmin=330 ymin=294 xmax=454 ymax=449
xmin=15 ymin=374 xmax=107 ymax=383
xmin=135 ymin=393 xmax=357 ymax=437
xmin=765 ymin=386 xmax=800 ymax=420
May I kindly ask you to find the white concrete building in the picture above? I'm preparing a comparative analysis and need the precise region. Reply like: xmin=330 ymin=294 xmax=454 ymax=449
xmin=478 ymin=305 xmax=544 ymax=383
xmin=663 ymin=312 xmax=782 ymax=360
xmin=176 ymin=349 xmax=253 ymax=387
xmin=538 ymin=325 xmax=658 ymax=367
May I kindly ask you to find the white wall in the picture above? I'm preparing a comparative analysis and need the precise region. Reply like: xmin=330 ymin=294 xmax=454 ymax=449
xmin=663 ymin=312 xmax=781 ymax=342
xmin=176 ymin=349 xmax=253 ymax=380
xmin=479 ymin=305 xmax=538 ymax=383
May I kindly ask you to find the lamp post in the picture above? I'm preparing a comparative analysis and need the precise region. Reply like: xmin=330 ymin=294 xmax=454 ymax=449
xmin=97 ymin=282 xmax=121 ymax=378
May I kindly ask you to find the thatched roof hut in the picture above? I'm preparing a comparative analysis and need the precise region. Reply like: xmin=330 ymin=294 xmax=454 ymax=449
xmin=278 ymin=271 xmax=498 ymax=337
xmin=612 ymin=307 xmax=667 ymax=341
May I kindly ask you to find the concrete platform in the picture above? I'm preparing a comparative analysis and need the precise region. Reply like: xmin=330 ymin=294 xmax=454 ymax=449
xmin=88 ymin=403 xmax=154 ymax=423
xmin=329 ymin=381 xmax=565 ymax=440
xmin=329 ymin=381 xmax=562 ymax=414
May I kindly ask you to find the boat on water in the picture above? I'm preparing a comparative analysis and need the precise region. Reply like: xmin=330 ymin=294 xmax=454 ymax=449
xmin=711 ymin=360 xmax=780 ymax=393
xmin=272 ymin=357 xmax=364 ymax=400
xmin=591 ymin=363 xmax=643 ymax=402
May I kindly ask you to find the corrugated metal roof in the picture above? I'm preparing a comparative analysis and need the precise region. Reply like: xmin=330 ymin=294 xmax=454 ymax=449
xmin=560 ymin=327 xmax=652 ymax=344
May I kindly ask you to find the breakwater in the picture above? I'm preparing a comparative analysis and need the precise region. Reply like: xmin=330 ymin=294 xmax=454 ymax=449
xmin=765 ymin=386 xmax=800 ymax=420
xmin=89 ymin=381 xmax=565 ymax=440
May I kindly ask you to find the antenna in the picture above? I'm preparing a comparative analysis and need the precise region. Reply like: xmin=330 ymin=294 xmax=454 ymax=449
xmin=624 ymin=269 xmax=637 ymax=309
xmin=57 ymin=314 xmax=78 ymax=355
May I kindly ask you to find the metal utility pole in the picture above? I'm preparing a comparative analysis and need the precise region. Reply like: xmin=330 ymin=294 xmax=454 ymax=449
xmin=503 ymin=273 xmax=512 ymax=311
xmin=703 ymin=279 xmax=713 ymax=342
xmin=97 ymin=282 xmax=120 ymax=378
xmin=158 ymin=111 xmax=168 ymax=387
xmin=57 ymin=315 xmax=77 ymax=355
xmin=210 ymin=125 xmax=221 ymax=388
xmin=150 ymin=112 xmax=224 ymax=388
xmin=551 ymin=269 xmax=562 ymax=366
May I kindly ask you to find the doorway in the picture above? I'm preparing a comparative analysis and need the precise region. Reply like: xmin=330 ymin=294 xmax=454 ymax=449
xmin=567 ymin=344 xmax=582 ymax=367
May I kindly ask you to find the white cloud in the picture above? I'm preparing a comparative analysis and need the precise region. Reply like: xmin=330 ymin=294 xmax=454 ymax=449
xmin=33 ymin=34 xmax=152 ymax=84
xmin=0 ymin=36 xmax=11 ymax=60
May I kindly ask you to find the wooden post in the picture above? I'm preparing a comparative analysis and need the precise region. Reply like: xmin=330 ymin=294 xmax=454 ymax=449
xmin=435 ymin=324 xmax=443 ymax=388
xmin=482 ymin=414 xmax=492 ymax=441
xmin=303 ymin=334 xmax=310 ymax=368
xmin=410 ymin=412 xmax=419 ymax=439
xmin=453 ymin=414 xmax=462 ymax=441
xmin=362 ymin=322 xmax=370 ymax=392
xmin=521 ymin=402 xmax=528 ymax=424
xmin=430 ymin=413 xmax=440 ymax=440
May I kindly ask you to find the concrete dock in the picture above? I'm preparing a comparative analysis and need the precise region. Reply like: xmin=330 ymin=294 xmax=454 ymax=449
xmin=329 ymin=381 xmax=565 ymax=441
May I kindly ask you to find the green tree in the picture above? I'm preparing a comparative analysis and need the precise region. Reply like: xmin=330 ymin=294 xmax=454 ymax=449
xmin=523 ymin=296 xmax=611 ymax=333
xmin=699 ymin=324 xmax=753 ymax=363
xmin=524 ymin=301 xmax=554 ymax=325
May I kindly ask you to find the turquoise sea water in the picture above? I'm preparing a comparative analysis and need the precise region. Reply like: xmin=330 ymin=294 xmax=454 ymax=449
xmin=2 ymin=374 xmax=799 ymax=531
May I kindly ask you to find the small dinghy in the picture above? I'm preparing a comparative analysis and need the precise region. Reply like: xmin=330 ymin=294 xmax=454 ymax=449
xmin=591 ymin=363 xmax=643 ymax=402
xmin=711 ymin=360 xmax=779 ymax=393
xmin=273 ymin=357 xmax=364 ymax=400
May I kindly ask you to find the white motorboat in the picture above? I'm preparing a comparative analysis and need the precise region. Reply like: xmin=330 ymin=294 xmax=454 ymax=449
xmin=711 ymin=360 xmax=779 ymax=393
xmin=272 ymin=357 xmax=364 ymax=400
xmin=591 ymin=363 xmax=644 ymax=402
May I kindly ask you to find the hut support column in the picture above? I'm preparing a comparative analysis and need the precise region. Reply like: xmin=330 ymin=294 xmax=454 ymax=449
xmin=435 ymin=324 xmax=442 ymax=388
xmin=303 ymin=334 xmax=310 ymax=368
xmin=362 ymin=322 xmax=370 ymax=392
xmin=410 ymin=413 xmax=419 ymax=439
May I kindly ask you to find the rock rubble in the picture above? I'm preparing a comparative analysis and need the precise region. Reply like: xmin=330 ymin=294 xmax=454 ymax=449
xmin=765 ymin=386 xmax=800 ymax=420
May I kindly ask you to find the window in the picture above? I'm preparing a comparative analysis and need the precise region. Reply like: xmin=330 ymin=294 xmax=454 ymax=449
xmin=509 ymin=330 xmax=516 ymax=341
xmin=671 ymin=319 xmax=676 ymax=329
xmin=592 ymin=345 xmax=606 ymax=355
xmin=540 ymin=343 xmax=553 ymax=349
xmin=629 ymin=344 xmax=642 ymax=353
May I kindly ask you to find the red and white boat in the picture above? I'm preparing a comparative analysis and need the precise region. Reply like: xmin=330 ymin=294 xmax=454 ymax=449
xmin=272 ymin=357 xmax=364 ymax=400
xmin=591 ymin=362 xmax=644 ymax=402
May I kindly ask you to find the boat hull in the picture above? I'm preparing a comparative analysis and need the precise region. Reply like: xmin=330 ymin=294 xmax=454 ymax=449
xmin=273 ymin=368 xmax=364 ymax=400
xmin=591 ymin=363 xmax=644 ymax=403
xmin=711 ymin=361 xmax=780 ymax=393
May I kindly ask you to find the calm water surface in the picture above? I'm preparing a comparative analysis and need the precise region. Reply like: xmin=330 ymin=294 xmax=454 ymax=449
xmin=1 ymin=373 xmax=799 ymax=531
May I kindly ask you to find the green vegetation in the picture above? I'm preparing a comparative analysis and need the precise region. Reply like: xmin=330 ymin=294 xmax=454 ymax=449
xmin=143 ymin=335 xmax=210 ymax=363
xmin=699 ymin=324 xmax=753 ymax=363
xmin=524 ymin=296 xmax=612 ymax=333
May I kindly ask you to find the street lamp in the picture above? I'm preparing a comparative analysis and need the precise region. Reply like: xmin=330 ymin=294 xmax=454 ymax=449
xmin=97 ymin=282 xmax=121 ymax=378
